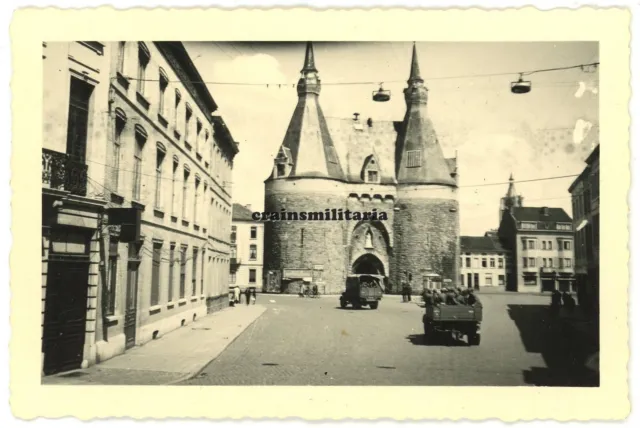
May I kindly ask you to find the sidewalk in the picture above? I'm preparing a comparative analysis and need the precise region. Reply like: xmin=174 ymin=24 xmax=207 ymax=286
xmin=42 ymin=304 xmax=266 ymax=386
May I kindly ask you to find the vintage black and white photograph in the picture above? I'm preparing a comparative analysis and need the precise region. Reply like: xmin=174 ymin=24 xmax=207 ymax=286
xmin=37 ymin=38 xmax=603 ymax=388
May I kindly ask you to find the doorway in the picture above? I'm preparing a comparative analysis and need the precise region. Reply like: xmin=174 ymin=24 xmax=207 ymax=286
xmin=124 ymin=243 xmax=141 ymax=350
xmin=42 ymin=257 xmax=90 ymax=375
xmin=352 ymin=253 xmax=385 ymax=275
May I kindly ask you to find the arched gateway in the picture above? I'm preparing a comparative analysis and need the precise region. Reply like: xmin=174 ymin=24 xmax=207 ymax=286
xmin=352 ymin=253 xmax=385 ymax=275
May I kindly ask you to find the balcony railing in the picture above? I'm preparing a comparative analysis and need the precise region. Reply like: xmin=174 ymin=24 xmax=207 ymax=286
xmin=42 ymin=148 xmax=88 ymax=197
xmin=230 ymin=258 xmax=241 ymax=265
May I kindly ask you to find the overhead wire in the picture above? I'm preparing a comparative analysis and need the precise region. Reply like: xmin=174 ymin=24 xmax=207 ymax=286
xmin=119 ymin=61 xmax=599 ymax=87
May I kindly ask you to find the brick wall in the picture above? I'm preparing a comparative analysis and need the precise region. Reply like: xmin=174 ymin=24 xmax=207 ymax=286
xmin=392 ymin=193 xmax=460 ymax=293
xmin=264 ymin=191 xmax=347 ymax=294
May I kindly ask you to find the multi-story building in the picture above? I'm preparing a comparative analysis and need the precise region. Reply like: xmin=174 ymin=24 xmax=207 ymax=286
xmin=92 ymin=41 xmax=238 ymax=364
xmin=568 ymin=144 xmax=600 ymax=316
xmin=229 ymin=204 xmax=264 ymax=291
xmin=263 ymin=42 xmax=460 ymax=294
xmin=498 ymin=204 xmax=575 ymax=293
xmin=460 ymin=234 xmax=508 ymax=290
xmin=41 ymin=42 xmax=111 ymax=376
xmin=41 ymin=41 xmax=239 ymax=376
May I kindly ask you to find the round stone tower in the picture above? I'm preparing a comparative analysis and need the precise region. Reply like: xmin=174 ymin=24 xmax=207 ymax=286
xmin=392 ymin=43 xmax=460 ymax=292
xmin=264 ymin=42 xmax=348 ymax=294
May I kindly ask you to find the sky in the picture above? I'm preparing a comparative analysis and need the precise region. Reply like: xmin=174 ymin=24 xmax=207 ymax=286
xmin=183 ymin=42 xmax=599 ymax=236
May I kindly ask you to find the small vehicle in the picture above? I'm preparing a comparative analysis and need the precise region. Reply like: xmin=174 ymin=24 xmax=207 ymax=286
xmin=340 ymin=274 xmax=384 ymax=309
xmin=422 ymin=301 xmax=483 ymax=346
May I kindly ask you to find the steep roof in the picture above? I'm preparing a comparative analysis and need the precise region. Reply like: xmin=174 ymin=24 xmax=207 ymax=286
xmin=394 ymin=44 xmax=457 ymax=186
xmin=461 ymin=236 xmax=506 ymax=253
xmin=326 ymin=117 xmax=456 ymax=185
xmin=512 ymin=207 xmax=572 ymax=223
xmin=232 ymin=203 xmax=255 ymax=221
xmin=272 ymin=42 xmax=345 ymax=181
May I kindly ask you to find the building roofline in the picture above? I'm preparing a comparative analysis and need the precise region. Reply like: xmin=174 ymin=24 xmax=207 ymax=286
xmin=154 ymin=42 xmax=218 ymax=117
xmin=585 ymin=143 xmax=600 ymax=165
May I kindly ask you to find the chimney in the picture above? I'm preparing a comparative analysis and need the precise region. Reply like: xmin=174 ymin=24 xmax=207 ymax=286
xmin=353 ymin=112 xmax=360 ymax=121
xmin=367 ymin=117 xmax=373 ymax=127
xmin=542 ymin=206 xmax=549 ymax=216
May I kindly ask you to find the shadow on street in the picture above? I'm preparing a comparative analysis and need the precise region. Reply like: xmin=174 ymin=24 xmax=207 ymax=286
xmin=405 ymin=333 xmax=468 ymax=347
xmin=507 ymin=304 xmax=599 ymax=387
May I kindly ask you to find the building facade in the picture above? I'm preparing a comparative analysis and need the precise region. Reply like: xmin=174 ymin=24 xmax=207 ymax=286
xmin=41 ymin=41 xmax=239 ymax=376
xmin=568 ymin=144 xmax=599 ymax=316
xmin=229 ymin=204 xmax=264 ymax=291
xmin=498 ymin=201 xmax=575 ymax=293
xmin=42 ymin=42 xmax=111 ymax=375
xmin=263 ymin=42 xmax=460 ymax=295
xmin=460 ymin=234 xmax=508 ymax=290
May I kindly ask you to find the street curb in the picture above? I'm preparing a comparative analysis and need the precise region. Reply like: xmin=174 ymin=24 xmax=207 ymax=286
xmin=165 ymin=306 xmax=267 ymax=385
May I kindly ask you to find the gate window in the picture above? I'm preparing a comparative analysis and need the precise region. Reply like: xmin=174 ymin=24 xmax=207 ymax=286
xmin=249 ymin=269 xmax=256 ymax=284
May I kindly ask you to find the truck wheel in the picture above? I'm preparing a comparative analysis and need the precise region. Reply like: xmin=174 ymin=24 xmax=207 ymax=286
xmin=370 ymin=302 xmax=379 ymax=310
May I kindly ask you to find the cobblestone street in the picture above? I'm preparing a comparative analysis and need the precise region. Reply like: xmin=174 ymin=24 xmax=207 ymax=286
xmin=179 ymin=293 xmax=598 ymax=386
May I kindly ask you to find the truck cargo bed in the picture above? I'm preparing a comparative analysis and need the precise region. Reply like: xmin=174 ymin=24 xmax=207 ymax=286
xmin=425 ymin=304 xmax=483 ymax=322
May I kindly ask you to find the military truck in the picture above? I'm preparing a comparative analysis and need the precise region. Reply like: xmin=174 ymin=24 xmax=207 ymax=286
xmin=340 ymin=274 xmax=384 ymax=309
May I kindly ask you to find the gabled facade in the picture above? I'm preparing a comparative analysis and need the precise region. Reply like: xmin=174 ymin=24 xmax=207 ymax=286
xmin=264 ymin=43 xmax=460 ymax=295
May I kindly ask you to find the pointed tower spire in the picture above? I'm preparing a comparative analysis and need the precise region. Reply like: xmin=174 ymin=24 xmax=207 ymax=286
xmin=302 ymin=41 xmax=317 ymax=73
xmin=506 ymin=173 xmax=517 ymax=198
xmin=396 ymin=43 xmax=454 ymax=186
xmin=500 ymin=173 xmax=523 ymax=222
xmin=409 ymin=42 xmax=423 ymax=83
xmin=270 ymin=42 xmax=345 ymax=181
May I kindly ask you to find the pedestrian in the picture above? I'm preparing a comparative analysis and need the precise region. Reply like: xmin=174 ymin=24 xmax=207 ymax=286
xmin=251 ymin=288 xmax=257 ymax=305
xmin=245 ymin=287 xmax=251 ymax=305
xmin=299 ymin=282 xmax=306 ymax=297
xmin=229 ymin=289 xmax=235 ymax=307
xmin=407 ymin=275 xmax=413 ymax=302
xmin=234 ymin=286 xmax=241 ymax=304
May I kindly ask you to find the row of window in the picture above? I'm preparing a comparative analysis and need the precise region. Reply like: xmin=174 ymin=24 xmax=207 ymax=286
xmin=519 ymin=222 xmax=573 ymax=231
xmin=229 ymin=245 xmax=258 ymax=261
xmin=228 ymin=270 xmax=257 ymax=285
xmin=461 ymin=257 xmax=505 ymax=269
xmin=118 ymin=42 xmax=232 ymax=189
xmin=522 ymin=257 xmax=573 ymax=269
xmin=111 ymin=115 xmax=231 ymax=238
xmin=521 ymin=239 xmax=572 ymax=251
xmin=104 ymin=239 xmax=228 ymax=316
xmin=460 ymin=273 xmax=506 ymax=287
xmin=229 ymin=226 xmax=258 ymax=244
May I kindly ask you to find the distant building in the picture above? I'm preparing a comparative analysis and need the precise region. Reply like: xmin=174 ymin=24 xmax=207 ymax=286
xmin=460 ymin=234 xmax=508 ymax=289
xmin=498 ymin=205 xmax=575 ymax=293
xmin=568 ymin=144 xmax=599 ymax=316
xmin=497 ymin=174 xmax=575 ymax=292
xmin=230 ymin=204 xmax=264 ymax=291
